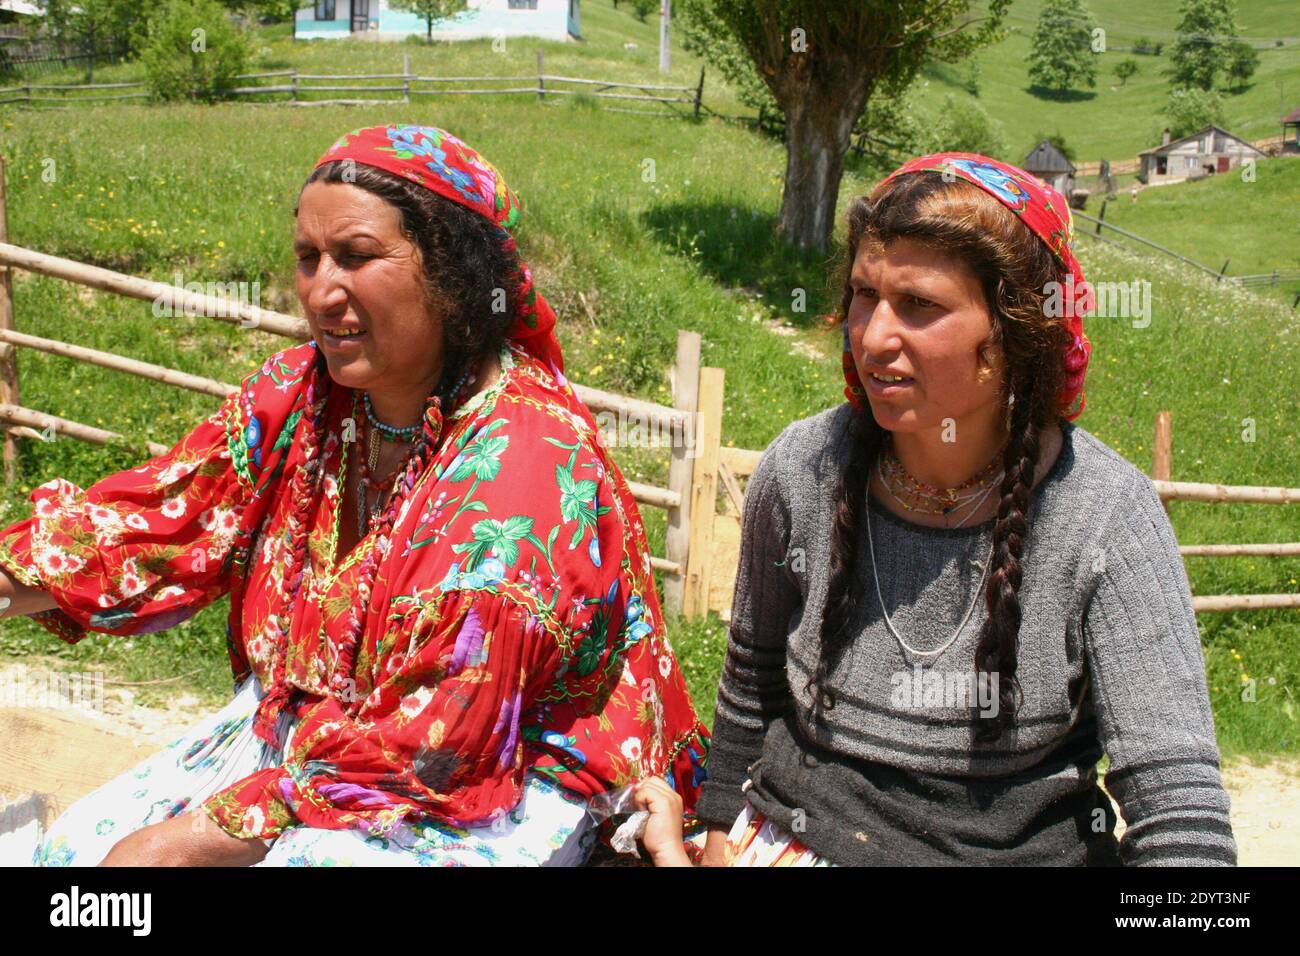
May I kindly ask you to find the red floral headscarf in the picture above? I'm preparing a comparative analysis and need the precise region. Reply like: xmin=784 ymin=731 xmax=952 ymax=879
xmin=843 ymin=151 xmax=1093 ymax=421
xmin=314 ymin=124 xmax=564 ymax=373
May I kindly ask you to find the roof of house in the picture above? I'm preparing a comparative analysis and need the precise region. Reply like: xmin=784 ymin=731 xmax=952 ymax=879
xmin=1284 ymin=106 xmax=1300 ymax=125
xmin=0 ymin=0 xmax=44 ymax=15
xmin=1139 ymin=124 xmax=1266 ymax=157
xmin=1023 ymin=140 xmax=1076 ymax=174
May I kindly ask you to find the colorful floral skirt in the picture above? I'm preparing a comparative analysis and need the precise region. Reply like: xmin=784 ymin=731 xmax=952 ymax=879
xmin=723 ymin=801 xmax=836 ymax=868
xmin=33 ymin=675 xmax=594 ymax=867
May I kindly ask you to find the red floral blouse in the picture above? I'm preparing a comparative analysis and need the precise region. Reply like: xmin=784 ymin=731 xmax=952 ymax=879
xmin=0 ymin=341 xmax=710 ymax=841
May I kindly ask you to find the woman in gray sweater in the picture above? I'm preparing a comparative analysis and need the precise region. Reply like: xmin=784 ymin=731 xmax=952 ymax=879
xmin=633 ymin=152 xmax=1237 ymax=867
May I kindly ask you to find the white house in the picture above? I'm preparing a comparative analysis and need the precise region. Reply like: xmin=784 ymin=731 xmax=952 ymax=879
xmin=1138 ymin=125 xmax=1266 ymax=185
xmin=295 ymin=0 xmax=581 ymax=43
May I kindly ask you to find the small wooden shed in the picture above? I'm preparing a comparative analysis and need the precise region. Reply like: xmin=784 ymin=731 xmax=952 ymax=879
xmin=1023 ymin=140 xmax=1076 ymax=195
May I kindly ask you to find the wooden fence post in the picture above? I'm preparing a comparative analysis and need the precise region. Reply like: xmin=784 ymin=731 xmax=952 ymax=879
xmin=403 ymin=54 xmax=410 ymax=103
xmin=537 ymin=50 xmax=544 ymax=101
xmin=1153 ymin=410 xmax=1172 ymax=515
xmin=0 ymin=156 xmax=19 ymax=485
xmin=662 ymin=330 xmax=700 ymax=617
xmin=682 ymin=366 xmax=724 ymax=619
xmin=693 ymin=66 xmax=704 ymax=118
xmin=291 ymin=69 xmax=298 ymax=103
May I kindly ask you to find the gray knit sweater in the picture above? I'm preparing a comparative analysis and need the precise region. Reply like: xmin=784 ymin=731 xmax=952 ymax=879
xmin=696 ymin=405 xmax=1237 ymax=866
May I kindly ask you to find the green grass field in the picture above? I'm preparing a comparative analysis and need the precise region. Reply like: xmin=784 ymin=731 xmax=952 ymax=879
xmin=1094 ymin=158 xmax=1300 ymax=301
xmin=914 ymin=0 xmax=1300 ymax=161
xmin=0 ymin=1 xmax=1296 ymax=757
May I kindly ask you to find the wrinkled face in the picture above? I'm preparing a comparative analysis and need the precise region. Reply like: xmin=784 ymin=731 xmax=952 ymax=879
xmin=845 ymin=236 xmax=1006 ymax=433
xmin=294 ymin=181 xmax=444 ymax=394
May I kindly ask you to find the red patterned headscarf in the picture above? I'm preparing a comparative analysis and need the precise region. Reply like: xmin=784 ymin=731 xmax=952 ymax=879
xmin=314 ymin=124 xmax=564 ymax=373
xmin=844 ymin=151 xmax=1093 ymax=421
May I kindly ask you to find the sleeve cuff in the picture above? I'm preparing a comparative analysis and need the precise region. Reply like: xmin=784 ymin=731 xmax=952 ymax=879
xmin=202 ymin=767 xmax=299 ymax=840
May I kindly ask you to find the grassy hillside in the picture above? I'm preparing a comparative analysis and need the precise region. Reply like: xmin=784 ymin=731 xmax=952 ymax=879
xmin=1095 ymin=157 xmax=1300 ymax=301
xmin=914 ymin=0 xmax=1300 ymax=162
xmin=0 ymin=1 xmax=1296 ymax=756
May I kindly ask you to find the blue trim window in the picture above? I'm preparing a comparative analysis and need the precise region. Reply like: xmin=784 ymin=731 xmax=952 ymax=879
xmin=315 ymin=0 xmax=336 ymax=20
xmin=508 ymin=0 xmax=540 ymax=9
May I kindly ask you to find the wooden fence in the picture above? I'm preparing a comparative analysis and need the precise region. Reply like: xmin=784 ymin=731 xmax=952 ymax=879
xmin=1150 ymin=410 xmax=1300 ymax=613
xmin=0 ymin=155 xmax=1293 ymax=620
xmin=0 ymin=55 xmax=708 ymax=118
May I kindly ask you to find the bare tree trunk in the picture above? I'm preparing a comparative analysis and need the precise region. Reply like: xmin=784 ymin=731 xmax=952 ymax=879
xmin=773 ymin=71 xmax=871 ymax=253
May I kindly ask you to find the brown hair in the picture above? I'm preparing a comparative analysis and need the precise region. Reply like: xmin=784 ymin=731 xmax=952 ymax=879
xmin=810 ymin=173 xmax=1073 ymax=742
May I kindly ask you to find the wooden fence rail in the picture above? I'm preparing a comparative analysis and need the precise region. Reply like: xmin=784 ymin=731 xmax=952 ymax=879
xmin=1150 ymin=409 xmax=1300 ymax=613
xmin=0 ymin=62 xmax=709 ymax=119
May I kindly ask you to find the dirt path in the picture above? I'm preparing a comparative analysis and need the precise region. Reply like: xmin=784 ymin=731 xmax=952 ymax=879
xmin=2 ymin=659 xmax=1296 ymax=864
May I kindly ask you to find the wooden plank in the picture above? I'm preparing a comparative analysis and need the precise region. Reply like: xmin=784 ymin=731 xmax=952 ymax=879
xmin=718 ymin=460 xmax=745 ymax=515
xmin=1154 ymin=480 xmax=1300 ymax=505
xmin=0 ymin=242 xmax=309 ymax=340
xmin=719 ymin=444 xmax=763 ymax=478
xmin=0 ymin=708 xmax=158 ymax=826
xmin=663 ymin=330 xmax=700 ymax=617
xmin=1192 ymin=594 xmax=1300 ymax=612
xmin=0 ymin=157 xmax=17 ymax=485
xmin=572 ymin=381 xmax=686 ymax=431
xmin=1153 ymin=410 xmax=1171 ymax=515
xmin=0 ymin=329 xmax=235 ymax=399
xmin=627 ymin=479 xmax=679 ymax=511
xmin=682 ymin=367 xmax=724 ymax=619
xmin=1180 ymin=543 xmax=1300 ymax=557
xmin=0 ymin=404 xmax=168 ymax=457
xmin=649 ymin=556 xmax=683 ymax=576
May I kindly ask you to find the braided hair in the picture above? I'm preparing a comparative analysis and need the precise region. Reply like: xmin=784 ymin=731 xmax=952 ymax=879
xmin=809 ymin=175 xmax=1070 ymax=743
xmin=264 ymin=163 xmax=523 ymax=714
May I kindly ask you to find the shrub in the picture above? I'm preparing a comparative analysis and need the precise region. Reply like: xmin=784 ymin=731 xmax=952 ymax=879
xmin=139 ymin=0 xmax=251 ymax=103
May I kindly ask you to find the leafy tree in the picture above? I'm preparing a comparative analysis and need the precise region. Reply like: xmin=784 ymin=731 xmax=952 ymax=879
xmin=632 ymin=0 xmax=658 ymax=22
xmin=676 ymin=0 xmax=1009 ymax=253
xmin=1113 ymin=57 xmax=1138 ymax=86
xmin=38 ymin=0 xmax=149 ymax=80
xmin=139 ymin=0 xmax=251 ymax=102
xmin=389 ymin=0 xmax=469 ymax=43
xmin=1028 ymin=130 xmax=1075 ymax=162
xmin=1163 ymin=86 xmax=1225 ymax=138
xmin=1027 ymin=0 xmax=1098 ymax=95
xmin=1169 ymin=0 xmax=1238 ymax=91
xmin=926 ymin=94 xmax=1007 ymax=157
xmin=1224 ymin=38 xmax=1259 ymax=89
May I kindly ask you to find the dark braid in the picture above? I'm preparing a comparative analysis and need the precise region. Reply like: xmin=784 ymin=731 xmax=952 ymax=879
xmin=972 ymin=376 xmax=1045 ymax=742
xmin=809 ymin=175 xmax=1070 ymax=743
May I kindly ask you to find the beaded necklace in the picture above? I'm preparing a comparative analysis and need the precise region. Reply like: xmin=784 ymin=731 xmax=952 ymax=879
xmin=877 ymin=432 xmax=1006 ymax=524
xmin=353 ymin=373 xmax=471 ymax=539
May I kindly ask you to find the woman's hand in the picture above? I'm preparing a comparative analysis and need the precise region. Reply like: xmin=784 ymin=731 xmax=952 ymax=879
xmin=701 ymin=826 xmax=731 ymax=867
xmin=99 ymin=811 xmax=269 ymax=867
xmin=631 ymin=777 xmax=693 ymax=867
xmin=0 ymin=569 xmax=57 ymax=618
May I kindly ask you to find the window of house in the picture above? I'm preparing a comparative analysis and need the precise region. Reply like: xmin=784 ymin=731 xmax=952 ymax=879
xmin=509 ymin=0 xmax=540 ymax=9
xmin=315 ymin=0 xmax=336 ymax=19
xmin=1156 ymin=156 xmax=1168 ymax=175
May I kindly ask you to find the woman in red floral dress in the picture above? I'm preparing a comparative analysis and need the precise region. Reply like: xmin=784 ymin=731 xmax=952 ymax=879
xmin=0 ymin=124 xmax=708 ymax=867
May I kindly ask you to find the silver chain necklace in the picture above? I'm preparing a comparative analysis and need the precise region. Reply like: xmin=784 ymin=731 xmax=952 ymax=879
xmin=864 ymin=486 xmax=996 ymax=660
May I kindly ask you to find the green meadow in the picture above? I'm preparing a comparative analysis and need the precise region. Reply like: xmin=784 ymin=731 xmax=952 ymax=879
xmin=0 ymin=1 xmax=1297 ymax=758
